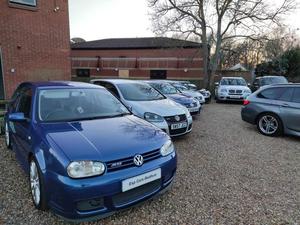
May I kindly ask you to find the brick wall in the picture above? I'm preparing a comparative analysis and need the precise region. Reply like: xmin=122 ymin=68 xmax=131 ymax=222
xmin=71 ymin=48 xmax=204 ymax=81
xmin=0 ymin=0 xmax=71 ymax=99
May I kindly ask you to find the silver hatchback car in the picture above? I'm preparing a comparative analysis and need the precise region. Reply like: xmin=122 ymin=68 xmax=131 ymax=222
xmin=241 ymin=84 xmax=300 ymax=137
xmin=91 ymin=79 xmax=193 ymax=137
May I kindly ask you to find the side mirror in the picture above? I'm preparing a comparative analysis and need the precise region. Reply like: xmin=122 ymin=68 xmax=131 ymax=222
xmin=9 ymin=112 xmax=26 ymax=122
xmin=215 ymin=82 xmax=219 ymax=86
xmin=247 ymin=83 xmax=251 ymax=87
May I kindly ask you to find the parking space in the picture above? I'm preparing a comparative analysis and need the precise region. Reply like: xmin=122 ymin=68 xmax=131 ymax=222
xmin=0 ymin=102 xmax=300 ymax=224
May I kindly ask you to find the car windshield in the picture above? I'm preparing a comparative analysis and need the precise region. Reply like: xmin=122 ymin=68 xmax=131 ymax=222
xmin=220 ymin=78 xmax=247 ymax=86
xmin=173 ymin=84 xmax=189 ymax=91
xmin=186 ymin=84 xmax=197 ymax=91
xmin=261 ymin=76 xmax=288 ymax=86
xmin=149 ymin=83 xmax=179 ymax=95
xmin=38 ymin=88 xmax=130 ymax=122
xmin=117 ymin=83 xmax=165 ymax=101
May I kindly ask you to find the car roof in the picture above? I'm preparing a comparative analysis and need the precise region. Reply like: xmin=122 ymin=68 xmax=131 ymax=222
xmin=260 ymin=83 xmax=300 ymax=90
xmin=221 ymin=77 xmax=244 ymax=79
xmin=143 ymin=80 xmax=169 ymax=84
xmin=256 ymin=76 xmax=285 ymax=79
xmin=20 ymin=81 xmax=104 ymax=89
xmin=91 ymin=79 xmax=147 ymax=85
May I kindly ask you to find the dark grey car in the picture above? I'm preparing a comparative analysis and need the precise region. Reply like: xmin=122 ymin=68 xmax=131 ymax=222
xmin=241 ymin=84 xmax=300 ymax=137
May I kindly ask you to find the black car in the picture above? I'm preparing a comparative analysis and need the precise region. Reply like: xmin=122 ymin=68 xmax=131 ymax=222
xmin=251 ymin=76 xmax=288 ymax=92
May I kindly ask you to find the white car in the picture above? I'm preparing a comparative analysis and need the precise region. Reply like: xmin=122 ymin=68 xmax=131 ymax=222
xmin=215 ymin=77 xmax=252 ymax=102
xmin=91 ymin=79 xmax=193 ymax=137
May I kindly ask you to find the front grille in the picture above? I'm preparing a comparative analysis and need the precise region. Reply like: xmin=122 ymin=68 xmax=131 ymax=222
xmin=106 ymin=149 xmax=161 ymax=172
xmin=229 ymin=89 xmax=243 ymax=95
xmin=164 ymin=114 xmax=186 ymax=123
xmin=112 ymin=179 xmax=161 ymax=207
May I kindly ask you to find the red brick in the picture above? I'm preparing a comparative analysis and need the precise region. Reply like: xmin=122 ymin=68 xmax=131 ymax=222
xmin=0 ymin=0 xmax=71 ymax=98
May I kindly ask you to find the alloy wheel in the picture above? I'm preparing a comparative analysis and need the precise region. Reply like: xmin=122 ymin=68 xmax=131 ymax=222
xmin=5 ymin=122 xmax=10 ymax=147
xmin=258 ymin=115 xmax=278 ymax=135
xmin=30 ymin=161 xmax=41 ymax=206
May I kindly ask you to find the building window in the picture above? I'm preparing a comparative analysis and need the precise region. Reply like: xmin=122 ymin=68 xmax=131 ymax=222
xmin=76 ymin=69 xmax=90 ymax=77
xmin=9 ymin=0 xmax=37 ymax=7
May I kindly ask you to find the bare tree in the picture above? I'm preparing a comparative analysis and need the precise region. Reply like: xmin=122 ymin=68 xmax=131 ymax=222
xmin=149 ymin=0 xmax=296 ymax=88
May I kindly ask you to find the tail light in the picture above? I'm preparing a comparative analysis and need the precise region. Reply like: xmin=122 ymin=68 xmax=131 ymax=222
xmin=243 ymin=99 xmax=250 ymax=105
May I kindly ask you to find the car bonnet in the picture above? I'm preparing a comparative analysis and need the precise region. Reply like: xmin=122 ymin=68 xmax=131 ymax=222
xmin=41 ymin=115 xmax=168 ymax=162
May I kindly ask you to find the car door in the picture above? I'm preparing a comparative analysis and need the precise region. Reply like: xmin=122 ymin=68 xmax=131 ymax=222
xmin=280 ymin=87 xmax=300 ymax=132
xmin=13 ymin=88 xmax=33 ymax=167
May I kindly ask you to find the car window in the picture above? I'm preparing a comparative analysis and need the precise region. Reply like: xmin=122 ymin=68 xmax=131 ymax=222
xmin=17 ymin=89 xmax=32 ymax=118
xmin=9 ymin=86 xmax=24 ymax=111
xmin=117 ymin=83 xmax=165 ymax=101
xmin=104 ymin=84 xmax=120 ymax=98
xmin=92 ymin=81 xmax=120 ymax=98
xmin=173 ymin=84 xmax=188 ymax=91
xmin=277 ymin=88 xmax=293 ymax=102
xmin=38 ymin=88 xmax=129 ymax=122
xmin=257 ymin=87 xmax=293 ymax=101
xmin=260 ymin=76 xmax=288 ymax=86
xmin=291 ymin=88 xmax=300 ymax=103
xmin=150 ymin=83 xmax=179 ymax=94
xmin=220 ymin=78 xmax=247 ymax=86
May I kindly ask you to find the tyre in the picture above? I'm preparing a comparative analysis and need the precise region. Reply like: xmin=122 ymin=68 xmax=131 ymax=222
xmin=29 ymin=157 xmax=47 ymax=210
xmin=257 ymin=113 xmax=283 ymax=137
xmin=5 ymin=122 xmax=11 ymax=149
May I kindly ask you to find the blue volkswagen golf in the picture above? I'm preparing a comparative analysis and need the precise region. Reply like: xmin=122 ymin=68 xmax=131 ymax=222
xmin=4 ymin=81 xmax=177 ymax=221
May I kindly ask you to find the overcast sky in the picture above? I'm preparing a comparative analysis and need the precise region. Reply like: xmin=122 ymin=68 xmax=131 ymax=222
xmin=69 ymin=0 xmax=300 ymax=41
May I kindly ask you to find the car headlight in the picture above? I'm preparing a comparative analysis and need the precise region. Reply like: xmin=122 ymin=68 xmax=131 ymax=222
xmin=183 ymin=107 xmax=192 ymax=118
xmin=220 ymin=89 xmax=227 ymax=93
xmin=67 ymin=161 xmax=105 ymax=178
xmin=160 ymin=140 xmax=175 ymax=156
xmin=144 ymin=112 xmax=164 ymax=122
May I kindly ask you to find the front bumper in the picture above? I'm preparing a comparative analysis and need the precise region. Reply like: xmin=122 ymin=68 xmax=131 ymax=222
xmin=150 ymin=116 xmax=193 ymax=137
xmin=217 ymin=93 xmax=250 ymax=101
xmin=46 ymin=153 xmax=177 ymax=221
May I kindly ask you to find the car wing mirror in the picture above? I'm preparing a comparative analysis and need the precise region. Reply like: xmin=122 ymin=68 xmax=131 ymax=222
xmin=214 ymin=82 xmax=219 ymax=86
xmin=9 ymin=112 xmax=26 ymax=122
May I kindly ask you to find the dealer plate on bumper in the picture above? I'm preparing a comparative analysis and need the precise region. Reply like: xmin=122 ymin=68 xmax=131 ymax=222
xmin=188 ymin=107 xmax=199 ymax=113
xmin=171 ymin=122 xmax=187 ymax=130
xmin=122 ymin=168 xmax=161 ymax=192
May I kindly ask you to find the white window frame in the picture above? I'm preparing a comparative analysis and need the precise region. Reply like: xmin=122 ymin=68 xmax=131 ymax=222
xmin=10 ymin=0 xmax=36 ymax=7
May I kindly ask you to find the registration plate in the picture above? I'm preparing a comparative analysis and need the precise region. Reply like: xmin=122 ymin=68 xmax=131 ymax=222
xmin=122 ymin=168 xmax=161 ymax=192
xmin=188 ymin=107 xmax=199 ymax=113
xmin=229 ymin=95 xmax=241 ymax=99
xmin=171 ymin=122 xmax=187 ymax=130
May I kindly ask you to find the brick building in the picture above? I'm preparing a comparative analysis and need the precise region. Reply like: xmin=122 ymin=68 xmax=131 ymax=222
xmin=0 ymin=0 xmax=71 ymax=99
xmin=71 ymin=37 xmax=205 ymax=86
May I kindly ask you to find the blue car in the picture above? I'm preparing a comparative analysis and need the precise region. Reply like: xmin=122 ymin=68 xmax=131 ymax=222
xmin=4 ymin=81 xmax=177 ymax=221
xmin=144 ymin=80 xmax=201 ymax=115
